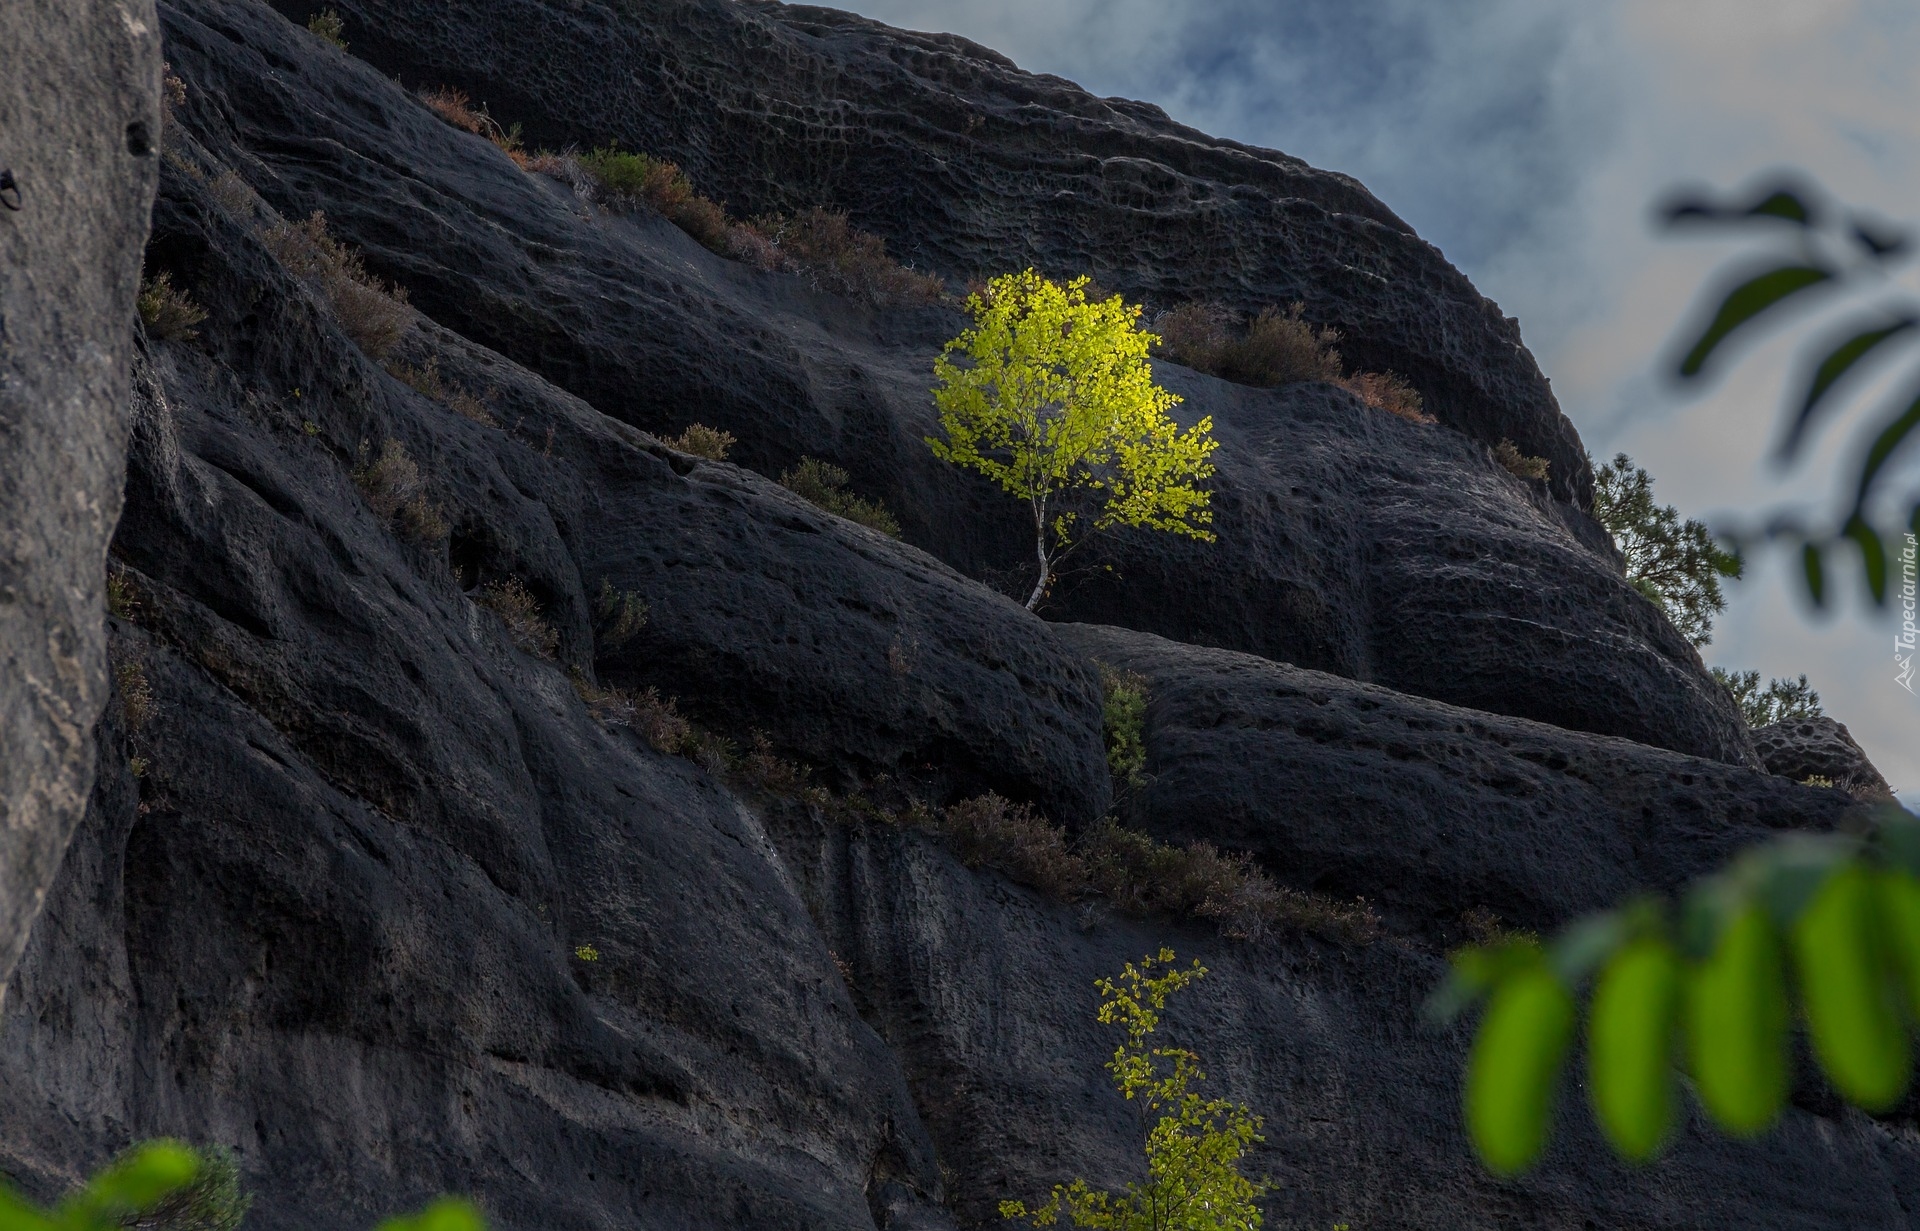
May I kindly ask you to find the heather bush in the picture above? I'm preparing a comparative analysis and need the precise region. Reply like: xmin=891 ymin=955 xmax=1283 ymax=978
xmin=661 ymin=423 xmax=735 ymax=461
xmin=262 ymin=211 xmax=411 ymax=357
xmin=352 ymin=439 xmax=447 ymax=541
xmin=593 ymin=580 xmax=648 ymax=649
xmin=1337 ymin=369 xmax=1431 ymax=423
xmin=306 ymin=8 xmax=345 ymax=48
xmin=138 ymin=271 xmax=208 ymax=342
xmin=1493 ymin=438 xmax=1550 ymax=482
xmin=779 ymin=457 xmax=901 ymax=537
xmin=476 ymin=578 xmax=559 ymax=659
xmin=743 ymin=208 xmax=945 ymax=303
xmin=576 ymin=147 xmax=732 ymax=253
xmin=386 ymin=357 xmax=495 ymax=425
xmin=932 ymin=794 xmax=1086 ymax=898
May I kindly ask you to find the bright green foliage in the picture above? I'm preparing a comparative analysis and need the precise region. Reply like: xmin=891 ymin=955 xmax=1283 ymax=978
xmin=1097 ymin=663 xmax=1149 ymax=786
xmin=930 ymin=271 xmax=1217 ymax=610
xmin=1001 ymin=949 xmax=1267 ymax=1231
xmin=1791 ymin=865 xmax=1908 ymax=1108
xmin=1685 ymin=902 xmax=1789 ymax=1135
xmin=1591 ymin=454 xmax=1741 ymax=646
xmin=1587 ymin=938 xmax=1681 ymax=1160
xmin=119 ymin=1145 xmax=249 ymax=1231
xmin=1464 ymin=958 xmax=1574 ymax=1175
xmin=305 ymin=9 xmax=346 ymax=49
xmin=1663 ymin=178 xmax=1918 ymax=605
xmin=0 ymin=1142 xmax=199 ymax=1231
xmin=1431 ymin=805 xmax=1920 ymax=1173
xmin=0 ymin=1140 xmax=483 ymax=1231
xmin=374 ymin=1199 xmax=485 ymax=1231
xmin=1709 ymin=668 xmax=1823 ymax=728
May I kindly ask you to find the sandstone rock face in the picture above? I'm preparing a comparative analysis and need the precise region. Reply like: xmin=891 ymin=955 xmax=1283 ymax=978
xmin=154 ymin=0 xmax=1752 ymax=764
xmin=1056 ymin=623 xmax=1845 ymax=935
xmin=1754 ymin=716 xmax=1898 ymax=803
xmin=2 ymin=1 xmax=1907 ymax=1228
xmin=0 ymin=0 xmax=160 ymax=993
xmin=260 ymin=0 xmax=1593 ymax=505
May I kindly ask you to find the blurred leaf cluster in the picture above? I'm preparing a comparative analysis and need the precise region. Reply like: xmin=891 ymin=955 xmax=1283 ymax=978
xmin=1430 ymin=804 xmax=1920 ymax=1174
xmin=1665 ymin=179 xmax=1918 ymax=606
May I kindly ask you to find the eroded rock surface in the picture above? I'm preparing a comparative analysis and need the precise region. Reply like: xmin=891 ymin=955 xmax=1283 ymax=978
xmin=1754 ymin=716 xmax=1897 ymax=803
xmin=1057 ymin=622 xmax=1846 ymax=935
xmin=2 ymin=2 xmax=1910 ymax=1229
xmin=263 ymin=0 xmax=1593 ymax=506
xmin=0 ymin=0 xmax=161 ymax=992
xmin=152 ymin=0 xmax=1750 ymax=763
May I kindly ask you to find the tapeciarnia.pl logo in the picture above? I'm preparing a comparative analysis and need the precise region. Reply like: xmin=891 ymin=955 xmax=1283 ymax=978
xmin=1899 ymin=533 xmax=1917 ymax=694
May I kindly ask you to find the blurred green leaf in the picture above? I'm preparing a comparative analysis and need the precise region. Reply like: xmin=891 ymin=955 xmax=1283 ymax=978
xmin=1845 ymin=516 xmax=1890 ymax=604
xmin=1852 ymin=387 xmax=1920 ymax=515
xmin=375 ymin=1197 xmax=486 ymax=1231
xmin=1665 ymin=185 xmax=1818 ymax=227
xmin=1878 ymin=869 xmax=1920 ymax=1022
xmin=1792 ymin=864 xmax=1909 ymax=1110
xmin=1588 ymin=938 xmax=1682 ymax=1161
xmin=0 ymin=1189 xmax=57 ymax=1231
xmin=1782 ymin=318 xmax=1918 ymax=461
xmin=51 ymin=1141 xmax=199 ymax=1231
xmin=1802 ymin=539 xmax=1826 ymax=606
xmin=1547 ymin=911 xmax=1626 ymax=987
xmin=1466 ymin=965 xmax=1575 ymax=1175
xmin=1679 ymin=265 xmax=1833 ymax=378
xmin=1686 ymin=901 xmax=1790 ymax=1136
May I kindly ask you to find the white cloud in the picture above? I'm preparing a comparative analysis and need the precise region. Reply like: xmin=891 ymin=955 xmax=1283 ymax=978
xmin=842 ymin=0 xmax=1920 ymax=798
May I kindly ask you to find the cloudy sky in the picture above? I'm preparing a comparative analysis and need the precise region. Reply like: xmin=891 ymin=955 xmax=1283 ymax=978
xmin=844 ymin=0 xmax=1920 ymax=800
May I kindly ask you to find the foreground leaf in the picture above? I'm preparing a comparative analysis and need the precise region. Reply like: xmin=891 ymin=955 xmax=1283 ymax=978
xmin=1686 ymin=902 xmax=1790 ymax=1136
xmin=1589 ymin=938 xmax=1682 ymax=1161
xmin=1793 ymin=865 xmax=1910 ymax=1110
xmin=1467 ymin=965 xmax=1574 ymax=1175
xmin=1678 ymin=264 xmax=1833 ymax=378
xmin=1782 ymin=318 xmax=1918 ymax=461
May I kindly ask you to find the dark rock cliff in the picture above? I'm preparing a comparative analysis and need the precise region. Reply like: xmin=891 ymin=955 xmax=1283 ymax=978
xmin=0 ymin=0 xmax=161 ymax=992
xmin=3 ymin=1 xmax=1910 ymax=1229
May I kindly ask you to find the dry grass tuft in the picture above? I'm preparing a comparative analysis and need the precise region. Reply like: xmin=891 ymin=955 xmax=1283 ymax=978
xmin=661 ymin=423 xmax=736 ymax=461
xmin=352 ymin=438 xmax=447 ymax=541
xmin=114 ymin=657 xmax=156 ymax=731
xmin=138 ymin=271 xmax=208 ymax=342
xmin=1493 ymin=438 xmax=1550 ymax=482
xmin=779 ymin=457 xmax=901 ymax=537
xmin=106 ymin=566 xmax=141 ymax=620
xmin=570 ymin=673 xmax=697 ymax=753
xmin=262 ymin=212 xmax=411 ymax=357
xmin=1155 ymin=300 xmax=1433 ymax=428
xmin=1081 ymin=824 xmax=1379 ymax=943
xmin=385 ymin=357 xmax=495 ymax=425
xmin=741 ymin=208 xmax=946 ymax=304
xmin=1337 ymin=370 xmax=1432 ymax=424
xmin=477 ymin=577 xmax=559 ymax=659
xmin=419 ymin=86 xmax=486 ymax=135
xmin=933 ymin=794 xmax=1088 ymax=899
xmin=575 ymin=148 xmax=734 ymax=253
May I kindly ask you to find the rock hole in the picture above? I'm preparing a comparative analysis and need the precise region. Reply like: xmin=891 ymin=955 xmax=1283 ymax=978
xmin=125 ymin=120 xmax=154 ymax=157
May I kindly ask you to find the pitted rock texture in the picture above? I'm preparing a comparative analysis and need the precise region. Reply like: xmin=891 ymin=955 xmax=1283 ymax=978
xmin=153 ymin=0 xmax=1751 ymax=764
xmin=1056 ymin=622 xmax=1844 ymax=935
xmin=260 ymin=0 xmax=1593 ymax=506
xmin=1754 ymin=716 xmax=1897 ymax=803
xmin=0 ymin=0 xmax=160 ymax=991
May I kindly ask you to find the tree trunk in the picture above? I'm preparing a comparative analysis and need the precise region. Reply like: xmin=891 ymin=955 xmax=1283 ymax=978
xmin=1025 ymin=530 xmax=1049 ymax=611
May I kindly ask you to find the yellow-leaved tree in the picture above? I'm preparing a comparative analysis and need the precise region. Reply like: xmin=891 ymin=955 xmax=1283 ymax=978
xmin=930 ymin=271 xmax=1218 ymax=610
xmin=1001 ymin=949 xmax=1268 ymax=1231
